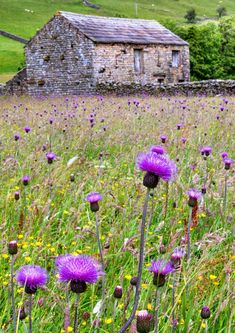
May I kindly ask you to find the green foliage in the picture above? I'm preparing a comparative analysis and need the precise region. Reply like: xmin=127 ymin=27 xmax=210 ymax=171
xmin=167 ymin=21 xmax=235 ymax=80
xmin=184 ymin=8 xmax=196 ymax=23
xmin=219 ymin=18 xmax=235 ymax=79
xmin=216 ymin=6 xmax=227 ymax=18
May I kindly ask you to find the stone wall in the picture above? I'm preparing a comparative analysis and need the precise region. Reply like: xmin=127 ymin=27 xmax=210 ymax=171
xmin=93 ymin=44 xmax=189 ymax=85
xmin=3 ymin=68 xmax=27 ymax=95
xmin=25 ymin=15 xmax=95 ymax=96
xmin=96 ymin=80 xmax=235 ymax=96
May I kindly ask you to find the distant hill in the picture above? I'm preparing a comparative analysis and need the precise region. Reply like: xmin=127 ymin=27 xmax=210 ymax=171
xmin=0 ymin=0 xmax=235 ymax=81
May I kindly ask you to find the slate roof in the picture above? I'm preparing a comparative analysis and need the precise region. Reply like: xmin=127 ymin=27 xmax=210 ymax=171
xmin=59 ymin=11 xmax=188 ymax=46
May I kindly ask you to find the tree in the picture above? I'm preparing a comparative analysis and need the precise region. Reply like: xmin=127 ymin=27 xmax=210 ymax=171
xmin=217 ymin=6 xmax=227 ymax=18
xmin=184 ymin=8 xmax=196 ymax=23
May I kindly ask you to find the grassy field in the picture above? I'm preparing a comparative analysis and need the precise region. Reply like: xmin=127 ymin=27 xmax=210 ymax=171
xmin=0 ymin=0 xmax=235 ymax=79
xmin=0 ymin=95 xmax=234 ymax=332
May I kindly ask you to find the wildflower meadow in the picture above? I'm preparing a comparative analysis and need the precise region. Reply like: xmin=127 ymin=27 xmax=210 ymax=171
xmin=0 ymin=95 xmax=234 ymax=333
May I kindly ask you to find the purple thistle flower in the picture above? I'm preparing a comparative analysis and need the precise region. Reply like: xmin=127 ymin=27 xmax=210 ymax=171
xmin=136 ymin=310 xmax=153 ymax=333
xmin=14 ymin=134 xmax=20 ymax=141
xmin=22 ymin=175 xmax=30 ymax=186
xmin=148 ymin=259 xmax=174 ymax=287
xmin=221 ymin=152 xmax=229 ymax=159
xmin=223 ymin=158 xmax=234 ymax=170
xmin=46 ymin=152 xmax=56 ymax=164
xmin=200 ymin=146 xmax=212 ymax=156
xmin=86 ymin=192 xmax=102 ymax=212
xmin=24 ymin=126 xmax=31 ymax=133
xmin=150 ymin=145 xmax=165 ymax=155
xmin=177 ymin=123 xmax=183 ymax=130
xmin=58 ymin=255 xmax=103 ymax=293
xmin=171 ymin=248 xmax=185 ymax=267
xmin=181 ymin=137 xmax=187 ymax=144
xmin=16 ymin=265 xmax=47 ymax=294
xmin=55 ymin=254 xmax=74 ymax=267
xmin=137 ymin=152 xmax=177 ymax=188
xmin=187 ymin=188 xmax=202 ymax=207
xmin=160 ymin=134 xmax=168 ymax=143
xmin=201 ymin=306 xmax=211 ymax=319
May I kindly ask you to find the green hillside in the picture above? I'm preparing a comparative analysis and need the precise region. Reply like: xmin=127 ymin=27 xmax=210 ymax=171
xmin=0 ymin=0 xmax=235 ymax=80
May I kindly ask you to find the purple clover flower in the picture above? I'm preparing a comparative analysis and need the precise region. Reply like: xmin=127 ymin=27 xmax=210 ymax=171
xmin=86 ymin=192 xmax=102 ymax=212
xmin=150 ymin=145 xmax=165 ymax=155
xmin=187 ymin=188 xmax=202 ymax=207
xmin=57 ymin=255 xmax=103 ymax=293
xmin=16 ymin=265 xmax=47 ymax=294
xmin=148 ymin=259 xmax=174 ymax=287
xmin=137 ymin=152 xmax=177 ymax=188
xmin=46 ymin=152 xmax=56 ymax=164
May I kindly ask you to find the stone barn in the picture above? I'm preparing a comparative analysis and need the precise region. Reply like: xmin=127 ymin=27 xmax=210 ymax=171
xmin=10 ymin=11 xmax=190 ymax=95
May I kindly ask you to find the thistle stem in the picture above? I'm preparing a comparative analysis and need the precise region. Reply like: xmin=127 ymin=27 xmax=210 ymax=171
xmin=64 ymin=287 xmax=70 ymax=331
xmin=223 ymin=172 xmax=228 ymax=213
xmin=111 ymin=299 xmax=118 ymax=333
xmin=10 ymin=255 xmax=17 ymax=333
xmin=74 ymin=294 xmax=79 ymax=333
xmin=118 ymin=188 xmax=150 ymax=333
xmin=154 ymin=288 xmax=161 ymax=333
xmin=205 ymin=321 xmax=208 ymax=333
xmin=172 ymin=273 xmax=176 ymax=333
xmin=187 ymin=206 xmax=193 ymax=265
xmin=164 ymin=182 xmax=169 ymax=220
xmin=28 ymin=294 xmax=32 ymax=333
xmin=95 ymin=214 xmax=105 ymax=331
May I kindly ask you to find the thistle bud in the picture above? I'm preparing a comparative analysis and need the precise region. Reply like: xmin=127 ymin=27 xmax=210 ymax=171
xmin=19 ymin=307 xmax=27 ymax=320
xmin=130 ymin=276 xmax=138 ymax=286
xmin=201 ymin=306 xmax=210 ymax=319
xmin=70 ymin=174 xmax=75 ymax=182
xmin=113 ymin=286 xmax=123 ymax=299
xmin=8 ymin=241 xmax=18 ymax=255
xmin=136 ymin=310 xmax=153 ymax=333
xmin=14 ymin=191 xmax=20 ymax=201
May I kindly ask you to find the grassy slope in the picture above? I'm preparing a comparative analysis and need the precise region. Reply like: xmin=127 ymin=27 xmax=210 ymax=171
xmin=0 ymin=0 xmax=235 ymax=79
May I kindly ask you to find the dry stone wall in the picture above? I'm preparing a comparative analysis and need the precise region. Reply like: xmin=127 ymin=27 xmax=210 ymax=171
xmin=96 ymin=80 xmax=235 ymax=96
xmin=25 ymin=16 xmax=95 ymax=96
xmin=93 ymin=44 xmax=189 ymax=85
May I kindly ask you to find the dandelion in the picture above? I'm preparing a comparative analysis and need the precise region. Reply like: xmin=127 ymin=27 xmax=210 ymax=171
xmin=16 ymin=265 xmax=47 ymax=333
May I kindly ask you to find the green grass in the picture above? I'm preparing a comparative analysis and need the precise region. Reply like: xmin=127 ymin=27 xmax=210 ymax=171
xmin=0 ymin=95 xmax=234 ymax=332
xmin=0 ymin=0 xmax=235 ymax=79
